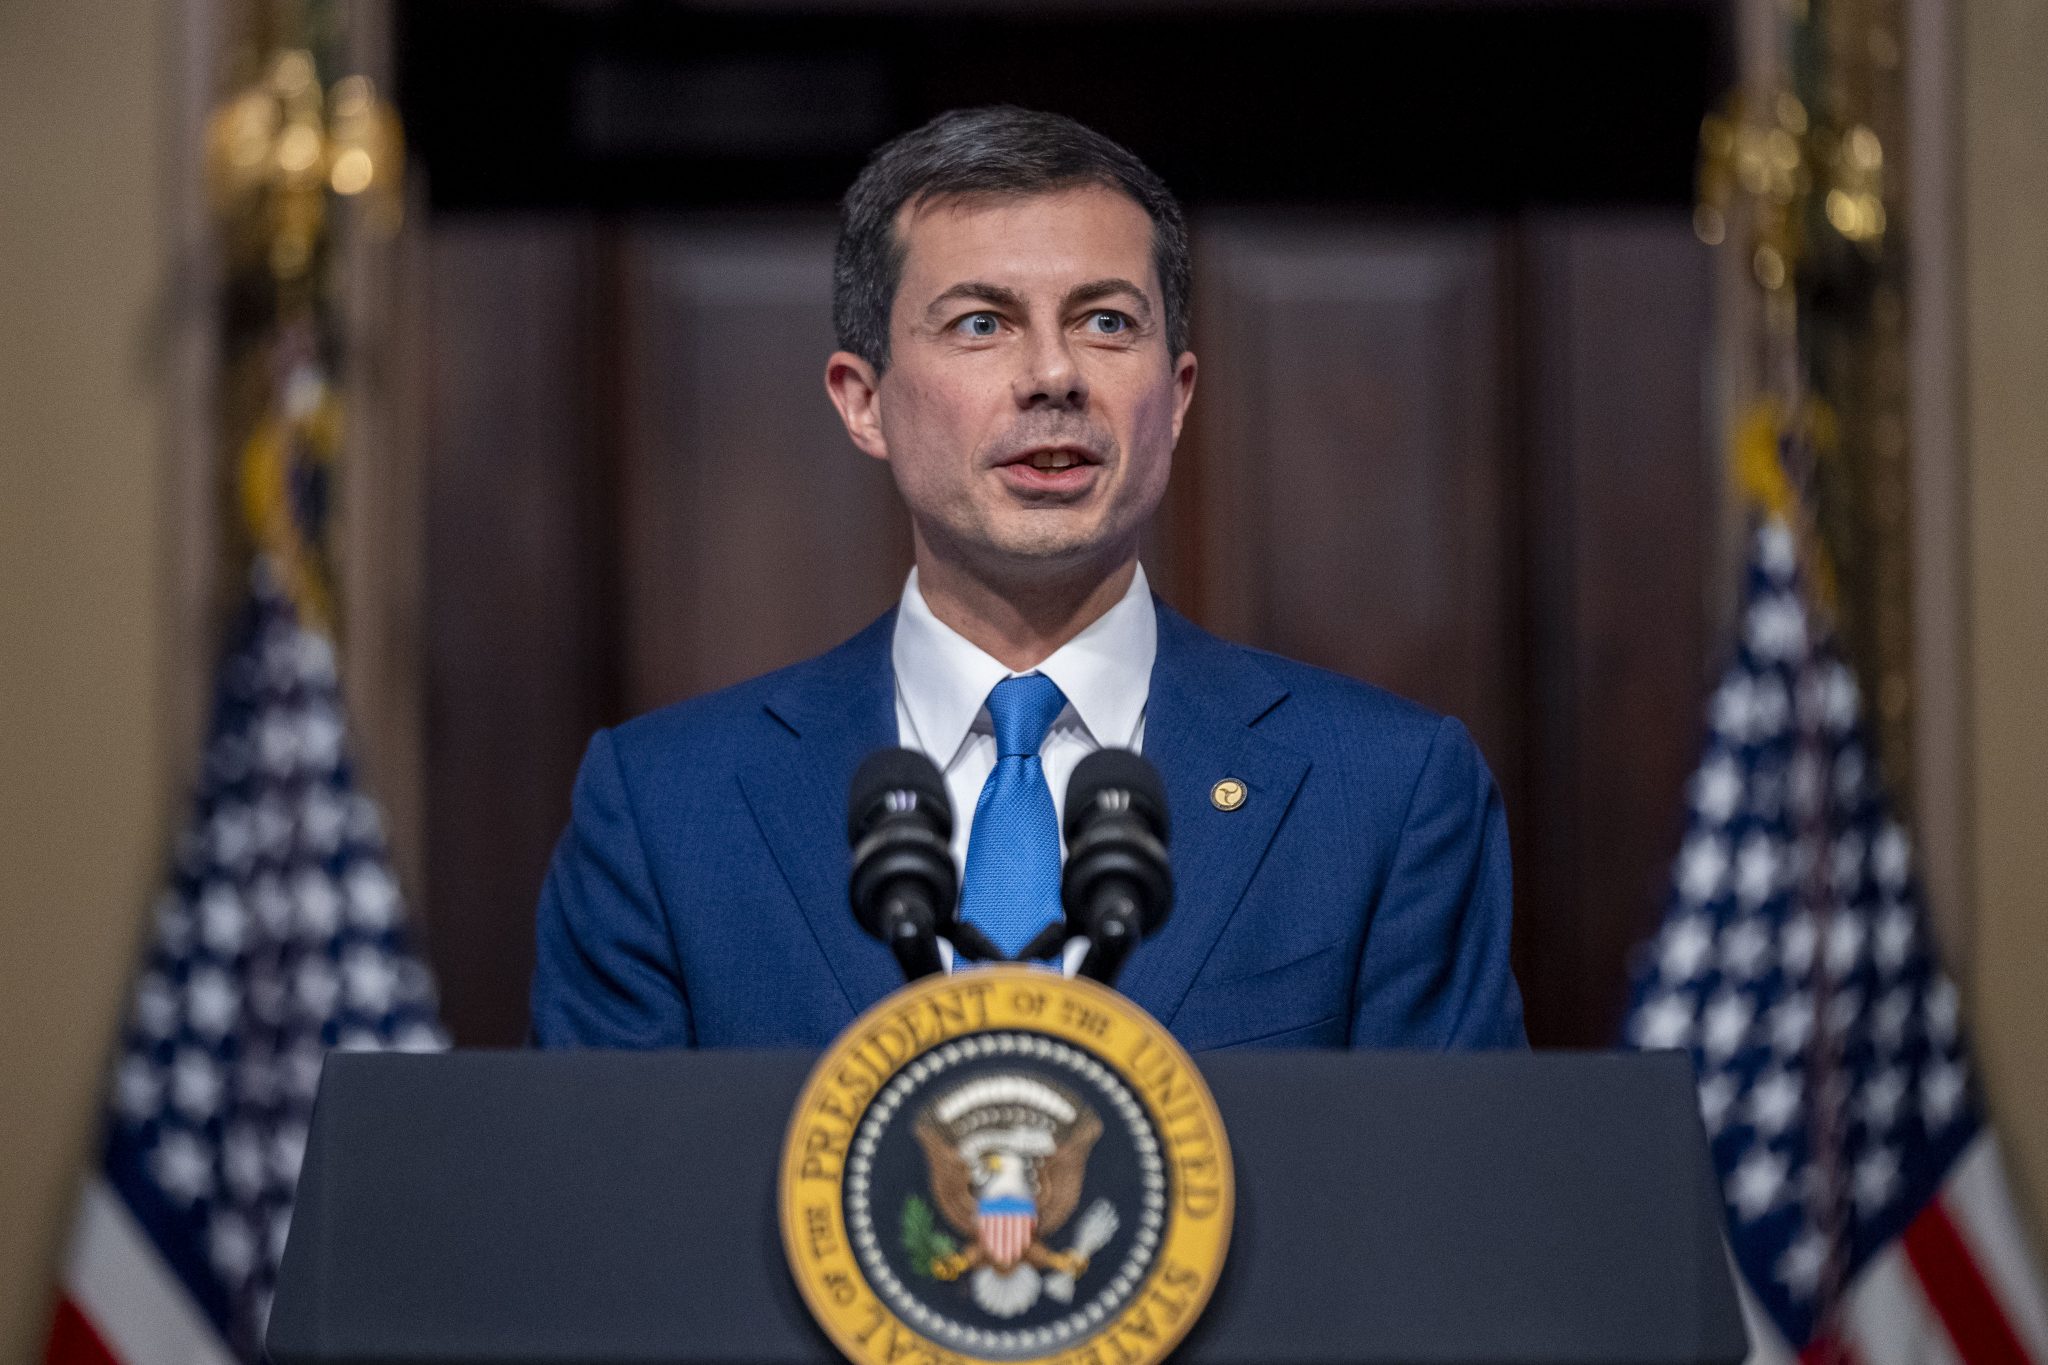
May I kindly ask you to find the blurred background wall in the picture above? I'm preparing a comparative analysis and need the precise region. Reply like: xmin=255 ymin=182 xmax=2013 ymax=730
xmin=1 ymin=0 xmax=2044 ymax=1359
xmin=1959 ymin=0 xmax=2048 ymax=1290
xmin=0 ymin=0 xmax=175 ymax=1354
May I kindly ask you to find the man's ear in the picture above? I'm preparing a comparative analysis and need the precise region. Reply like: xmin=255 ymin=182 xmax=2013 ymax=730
xmin=1169 ymin=351 xmax=1199 ymax=443
xmin=825 ymin=350 xmax=889 ymax=461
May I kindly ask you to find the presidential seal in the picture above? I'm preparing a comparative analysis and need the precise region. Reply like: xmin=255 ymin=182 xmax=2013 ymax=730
xmin=780 ymin=967 xmax=1232 ymax=1365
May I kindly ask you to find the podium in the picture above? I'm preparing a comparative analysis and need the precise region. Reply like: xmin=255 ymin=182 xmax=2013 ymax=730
xmin=269 ymin=1049 xmax=1745 ymax=1365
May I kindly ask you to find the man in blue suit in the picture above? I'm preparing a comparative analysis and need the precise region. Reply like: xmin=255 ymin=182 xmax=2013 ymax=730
xmin=531 ymin=107 xmax=1525 ymax=1052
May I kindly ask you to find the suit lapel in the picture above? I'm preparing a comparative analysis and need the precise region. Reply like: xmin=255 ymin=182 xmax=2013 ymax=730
xmin=1115 ymin=605 xmax=1311 ymax=1027
xmin=735 ymin=612 xmax=905 ymax=1017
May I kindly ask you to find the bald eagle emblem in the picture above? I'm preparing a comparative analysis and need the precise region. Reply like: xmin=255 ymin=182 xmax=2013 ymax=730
xmin=906 ymin=1073 xmax=1121 ymax=1318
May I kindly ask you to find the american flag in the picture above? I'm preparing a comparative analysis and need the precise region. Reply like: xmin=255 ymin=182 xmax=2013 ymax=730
xmin=1626 ymin=518 xmax=2048 ymax=1364
xmin=45 ymin=559 xmax=446 ymax=1365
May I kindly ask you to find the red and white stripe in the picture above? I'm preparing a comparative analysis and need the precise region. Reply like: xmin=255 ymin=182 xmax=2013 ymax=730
xmin=1741 ymin=1137 xmax=2048 ymax=1365
xmin=979 ymin=1212 xmax=1036 ymax=1270
xmin=45 ymin=1178 xmax=235 ymax=1365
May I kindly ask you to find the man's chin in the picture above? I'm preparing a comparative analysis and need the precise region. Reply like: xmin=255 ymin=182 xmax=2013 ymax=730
xmin=980 ymin=520 xmax=1122 ymax=570
xmin=916 ymin=505 xmax=1141 ymax=588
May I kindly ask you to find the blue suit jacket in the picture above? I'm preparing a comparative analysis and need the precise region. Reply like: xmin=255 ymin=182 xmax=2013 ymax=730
xmin=531 ymin=601 xmax=1526 ymax=1051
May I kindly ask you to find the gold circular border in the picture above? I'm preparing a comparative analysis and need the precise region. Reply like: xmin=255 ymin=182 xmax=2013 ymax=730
xmin=780 ymin=966 xmax=1233 ymax=1365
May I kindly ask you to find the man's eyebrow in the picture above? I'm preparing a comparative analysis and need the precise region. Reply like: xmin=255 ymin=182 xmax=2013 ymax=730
xmin=924 ymin=281 xmax=1026 ymax=319
xmin=1065 ymin=278 xmax=1154 ymax=322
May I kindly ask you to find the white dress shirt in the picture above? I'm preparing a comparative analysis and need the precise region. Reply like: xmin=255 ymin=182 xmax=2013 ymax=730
xmin=891 ymin=563 xmax=1157 ymax=971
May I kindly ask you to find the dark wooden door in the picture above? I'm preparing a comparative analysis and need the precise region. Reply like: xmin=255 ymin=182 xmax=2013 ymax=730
xmin=616 ymin=217 xmax=913 ymax=712
xmin=1164 ymin=220 xmax=1514 ymax=764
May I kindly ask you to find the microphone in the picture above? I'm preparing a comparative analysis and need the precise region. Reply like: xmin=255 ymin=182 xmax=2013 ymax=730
xmin=1059 ymin=748 xmax=1174 ymax=986
xmin=847 ymin=749 xmax=956 ymax=980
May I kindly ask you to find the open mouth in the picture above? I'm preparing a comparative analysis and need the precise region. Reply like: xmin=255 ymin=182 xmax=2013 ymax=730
xmin=999 ymin=445 xmax=1100 ymax=471
xmin=1025 ymin=450 xmax=1085 ymax=470
xmin=995 ymin=446 xmax=1103 ymax=496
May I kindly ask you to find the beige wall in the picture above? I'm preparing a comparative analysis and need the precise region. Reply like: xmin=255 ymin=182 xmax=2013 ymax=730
xmin=0 ymin=0 xmax=174 ymax=1359
xmin=1961 ymin=0 xmax=2048 ymax=1249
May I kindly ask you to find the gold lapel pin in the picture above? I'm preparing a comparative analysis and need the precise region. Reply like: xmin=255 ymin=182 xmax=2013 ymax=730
xmin=1210 ymin=778 xmax=1247 ymax=812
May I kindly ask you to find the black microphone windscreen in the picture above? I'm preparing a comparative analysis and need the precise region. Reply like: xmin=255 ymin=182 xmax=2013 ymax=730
xmin=1064 ymin=748 xmax=1170 ymax=843
xmin=848 ymin=747 xmax=953 ymax=844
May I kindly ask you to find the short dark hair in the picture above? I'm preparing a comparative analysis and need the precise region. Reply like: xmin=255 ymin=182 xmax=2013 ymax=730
xmin=833 ymin=106 xmax=1191 ymax=370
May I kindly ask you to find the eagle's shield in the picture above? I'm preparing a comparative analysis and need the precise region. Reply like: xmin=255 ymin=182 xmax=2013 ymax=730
xmin=977 ymin=1195 xmax=1037 ymax=1270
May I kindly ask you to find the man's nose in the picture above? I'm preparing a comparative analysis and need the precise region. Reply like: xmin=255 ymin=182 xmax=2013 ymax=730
xmin=1013 ymin=330 xmax=1088 ymax=410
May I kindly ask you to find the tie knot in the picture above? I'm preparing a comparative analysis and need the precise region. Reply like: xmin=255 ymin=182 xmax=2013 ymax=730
xmin=986 ymin=674 xmax=1067 ymax=759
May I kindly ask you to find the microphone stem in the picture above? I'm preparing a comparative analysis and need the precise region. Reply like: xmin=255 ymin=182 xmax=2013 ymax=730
xmin=884 ymin=895 xmax=943 ymax=980
xmin=1077 ymin=889 xmax=1139 ymax=986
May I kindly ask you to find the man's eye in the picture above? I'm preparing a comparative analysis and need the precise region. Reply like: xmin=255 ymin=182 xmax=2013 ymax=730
xmin=954 ymin=313 xmax=1001 ymax=338
xmin=1085 ymin=311 xmax=1131 ymax=335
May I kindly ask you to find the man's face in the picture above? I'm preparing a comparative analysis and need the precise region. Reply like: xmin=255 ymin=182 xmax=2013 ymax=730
xmin=827 ymin=184 xmax=1197 ymax=588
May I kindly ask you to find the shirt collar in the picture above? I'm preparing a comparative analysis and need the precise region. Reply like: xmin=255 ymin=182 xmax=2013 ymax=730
xmin=892 ymin=564 xmax=1157 ymax=768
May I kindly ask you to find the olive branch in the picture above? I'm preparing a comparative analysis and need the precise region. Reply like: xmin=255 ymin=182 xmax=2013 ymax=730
xmin=900 ymin=1194 xmax=957 ymax=1277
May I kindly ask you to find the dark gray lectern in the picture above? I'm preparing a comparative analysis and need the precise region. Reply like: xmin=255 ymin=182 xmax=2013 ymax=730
xmin=269 ymin=1050 xmax=1745 ymax=1365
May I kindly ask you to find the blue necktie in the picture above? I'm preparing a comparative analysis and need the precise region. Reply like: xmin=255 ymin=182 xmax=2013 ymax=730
xmin=957 ymin=674 xmax=1068 ymax=958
